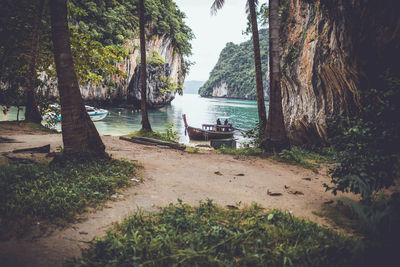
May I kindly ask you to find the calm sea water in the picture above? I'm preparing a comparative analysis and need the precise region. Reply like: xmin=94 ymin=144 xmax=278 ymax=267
xmin=1 ymin=94 xmax=267 ymax=144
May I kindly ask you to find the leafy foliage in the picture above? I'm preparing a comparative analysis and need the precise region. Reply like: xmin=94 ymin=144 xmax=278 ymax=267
xmin=69 ymin=29 xmax=128 ymax=85
xmin=69 ymin=0 xmax=137 ymax=47
xmin=0 ymin=157 xmax=136 ymax=234
xmin=337 ymin=197 xmax=397 ymax=239
xmin=70 ymin=0 xmax=193 ymax=56
xmin=68 ymin=200 xmax=361 ymax=266
xmin=325 ymin=73 xmax=400 ymax=201
xmin=127 ymin=123 xmax=178 ymax=143
xmin=243 ymin=2 xmax=269 ymax=36
xmin=199 ymin=29 xmax=268 ymax=99
xmin=0 ymin=0 xmax=43 ymax=105
xmin=242 ymin=120 xmax=265 ymax=147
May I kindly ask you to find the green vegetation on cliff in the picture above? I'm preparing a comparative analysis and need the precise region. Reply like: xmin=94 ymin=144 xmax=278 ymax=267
xmin=199 ymin=29 xmax=268 ymax=99
xmin=0 ymin=0 xmax=193 ymax=104
xmin=70 ymin=0 xmax=193 ymax=56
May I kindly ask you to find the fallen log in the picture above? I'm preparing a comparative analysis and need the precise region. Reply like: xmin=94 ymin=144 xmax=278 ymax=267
xmin=130 ymin=136 xmax=180 ymax=146
xmin=119 ymin=136 xmax=186 ymax=150
xmin=120 ymin=136 xmax=158 ymax=146
xmin=12 ymin=144 xmax=50 ymax=154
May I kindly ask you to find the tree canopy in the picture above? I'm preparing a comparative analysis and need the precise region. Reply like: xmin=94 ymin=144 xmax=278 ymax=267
xmin=70 ymin=0 xmax=193 ymax=56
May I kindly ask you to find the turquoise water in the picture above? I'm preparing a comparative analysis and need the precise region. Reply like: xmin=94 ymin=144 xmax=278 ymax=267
xmin=1 ymin=94 xmax=267 ymax=144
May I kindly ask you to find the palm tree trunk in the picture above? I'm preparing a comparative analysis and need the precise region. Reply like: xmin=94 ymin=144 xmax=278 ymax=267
xmin=262 ymin=0 xmax=289 ymax=152
xmin=50 ymin=0 xmax=105 ymax=156
xmin=248 ymin=0 xmax=267 ymax=130
xmin=139 ymin=0 xmax=152 ymax=132
xmin=25 ymin=0 xmax=45 ymax=123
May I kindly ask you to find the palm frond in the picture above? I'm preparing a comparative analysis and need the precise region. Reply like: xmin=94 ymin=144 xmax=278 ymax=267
xmin=210 ymin=0 xmax=225 ymax=15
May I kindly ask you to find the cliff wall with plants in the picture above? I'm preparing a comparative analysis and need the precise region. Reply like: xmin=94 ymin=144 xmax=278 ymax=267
xmin=280 ymin=0 xmax=400 ymax=145
xmin=199 ymin=29 xmax=268 ymax=100
xmin=38 ymin=0 xmax=193 ymax=108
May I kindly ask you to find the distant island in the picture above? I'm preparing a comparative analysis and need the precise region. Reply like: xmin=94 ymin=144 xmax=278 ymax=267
xmin=182 ymin=80 xmax=205 ymax=94
xmin=199 ymin=29 xmax=268 ymax=100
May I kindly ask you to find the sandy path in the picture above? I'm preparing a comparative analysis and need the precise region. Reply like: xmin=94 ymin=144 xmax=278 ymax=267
xmin=0 ymin=130 xmax=343 ymax=267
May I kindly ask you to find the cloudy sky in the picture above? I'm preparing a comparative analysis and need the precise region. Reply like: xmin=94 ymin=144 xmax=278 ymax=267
xmin=174 ymin=0 xmax=252 ymax=81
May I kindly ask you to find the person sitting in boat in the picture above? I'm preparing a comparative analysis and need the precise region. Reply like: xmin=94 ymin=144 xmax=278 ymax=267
xmin=224 ymin=119 xmax=228 ymax=125
xmin=216 ymin=118 xmax=221 ymax=125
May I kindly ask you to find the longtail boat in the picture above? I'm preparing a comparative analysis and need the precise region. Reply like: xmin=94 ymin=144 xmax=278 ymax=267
xmin=182 ymin=114 xmax=235 ymax=141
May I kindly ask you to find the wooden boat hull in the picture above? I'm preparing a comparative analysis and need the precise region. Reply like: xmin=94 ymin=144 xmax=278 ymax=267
xmin=182 ymin=114 xmax=236 ymax=141
xmin=186 ymin=126 xmax=234 ymax=141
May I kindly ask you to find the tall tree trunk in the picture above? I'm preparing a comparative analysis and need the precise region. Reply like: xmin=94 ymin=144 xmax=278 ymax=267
xmin=139 ymin=0 xmax=152 ymax=132
xmin=25 ymin=0 xmax=45 ymax=123
xmin=50 ymin=0 xmax=105 ymax=156
xmin=262 ymin=0 xmax=289 ymax=152
xmin=248 ymin=0 xmax=267 ymax=130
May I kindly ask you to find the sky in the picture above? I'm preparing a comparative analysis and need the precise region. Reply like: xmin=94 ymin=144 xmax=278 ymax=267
xmin=174 ymin=0 xmax=252 ymax=81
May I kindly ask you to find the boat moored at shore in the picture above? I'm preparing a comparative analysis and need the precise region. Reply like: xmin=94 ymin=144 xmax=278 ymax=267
xmin=182 ymin=114 xmax=235 ymax=141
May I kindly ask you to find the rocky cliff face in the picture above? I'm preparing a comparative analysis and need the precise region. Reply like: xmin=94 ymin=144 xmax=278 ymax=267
xmin=212 ymin=82 xmax=228 ymax=97
xmin=280 ymin=0 xmax=400 ymax=145
xmin=199 ymin=30 xmax=269 ymax=100
xmin=40 ymin=35 xmax=183 ymax=108
xmin=127 ymin=59 xmax=178 ymax=108
xmin=211 ymin=81 xmax=269 ymax=100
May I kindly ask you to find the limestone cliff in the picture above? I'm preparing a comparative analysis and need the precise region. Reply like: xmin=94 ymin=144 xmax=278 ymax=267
xmin=212 ymin=82 xmax=228 ymax=97
xmin=210 ymin=80 xmax=269 ymax=100
xmin=199 ymin=29 xmax=269 ymax=100
xmin=40 ymin=35 xmax=184 ymax=108
xmin=109 ymin=36 xmax=183 ymax=108
xmin=280 ymin=0 xmax=400 ymax=145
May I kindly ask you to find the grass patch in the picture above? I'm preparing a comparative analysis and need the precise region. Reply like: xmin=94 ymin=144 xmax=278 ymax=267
xmin=275 ymin=146 xmax=334 ymax=173
xmin=0 ymin=157 xmax=136 ymax=236
xmin=185 ymin=147 xmax=199 ymax=153
xmin=217 ymin=146 xmax=265 ymax=156
xmin=68 ymin=200 xmax=362 ymax=266
xmin=125 ymin=127 xmax=178 ymax=143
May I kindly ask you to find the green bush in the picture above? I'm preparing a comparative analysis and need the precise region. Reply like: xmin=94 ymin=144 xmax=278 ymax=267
xmin=0 ymin=157 xmax=136 ymax=233
xmin=325 ymin=73 xmax=400 ymax=201
xmin=242 ymin=120 xmax=265 ymax=148
xmin=68 ymin=201 xmax=361 ymax=266
xmin=128 ymin=123 xmax=178 ymax=143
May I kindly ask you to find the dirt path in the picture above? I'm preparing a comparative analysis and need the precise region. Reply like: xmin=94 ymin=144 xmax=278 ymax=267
xmin=0 ymin=126 xmax=346 ymax=266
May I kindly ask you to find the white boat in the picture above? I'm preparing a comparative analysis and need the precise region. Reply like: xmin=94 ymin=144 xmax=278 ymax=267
xmin=84 ymin=106 xmax=109 ymax=121
xmin=44 ymin=105 xmax=108 ymax=123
